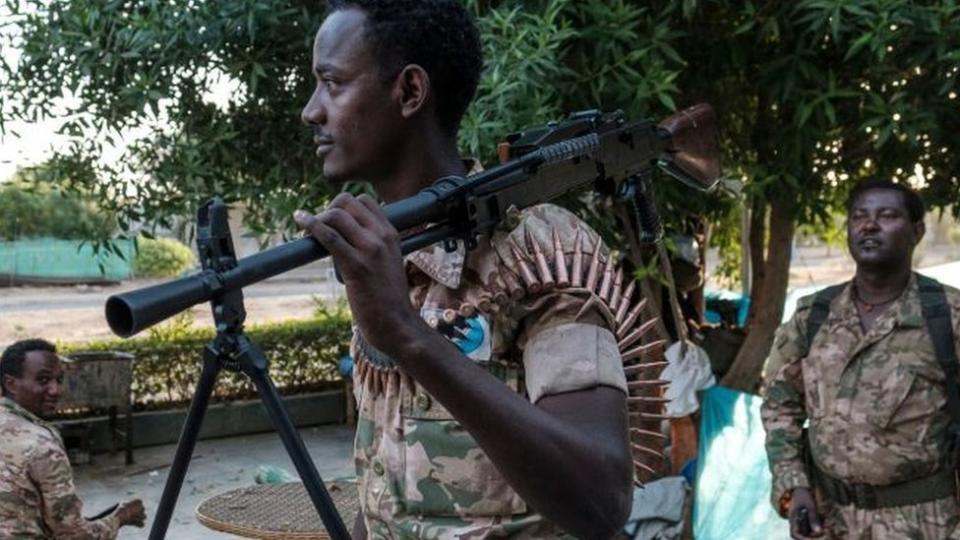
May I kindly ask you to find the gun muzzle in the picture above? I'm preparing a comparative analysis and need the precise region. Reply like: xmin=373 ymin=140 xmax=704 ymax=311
xmin=105 ymin=273 xmax=214 ymax=337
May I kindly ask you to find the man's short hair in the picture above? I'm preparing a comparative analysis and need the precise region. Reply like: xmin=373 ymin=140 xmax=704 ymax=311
xmin=846 ymin=179 xmax=925 ymax=223
xmin=0 ymin=339 xmax=56 ymax=396
xmin=326 ymin=0 xmax=483 ymax=135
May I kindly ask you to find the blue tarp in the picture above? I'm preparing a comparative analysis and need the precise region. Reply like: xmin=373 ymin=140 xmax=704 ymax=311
xmin=694 ymin=386 xmax=789 ymax=540
xmin=704 ymin=289 xmax=750 ymax=327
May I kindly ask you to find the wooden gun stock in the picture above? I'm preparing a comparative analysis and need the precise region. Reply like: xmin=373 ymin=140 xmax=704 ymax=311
xmin=658 ymin=103 xmax=721 ymax=190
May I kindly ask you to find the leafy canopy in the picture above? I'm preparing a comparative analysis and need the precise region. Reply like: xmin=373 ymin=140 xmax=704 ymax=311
xmin=3 ymin=0 xmax=960 ymax=268
xmin=1 ymin=0 xmax=704 ymax=239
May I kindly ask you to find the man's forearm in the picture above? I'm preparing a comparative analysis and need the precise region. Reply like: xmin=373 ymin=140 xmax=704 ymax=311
xmin=45 ymin=499 xmax=120 ymax=540
xmin=32 ymin=454 xmax=121 ymax=540
xmin=394 ymin=325 xmax=632 ymax=539
xmin=761 ymin=380 xmax=810 ymax=514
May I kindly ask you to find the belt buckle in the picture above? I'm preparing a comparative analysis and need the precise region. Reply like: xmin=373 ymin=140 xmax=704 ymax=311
xmin=852 ymin=483 xmax=877 ymax=509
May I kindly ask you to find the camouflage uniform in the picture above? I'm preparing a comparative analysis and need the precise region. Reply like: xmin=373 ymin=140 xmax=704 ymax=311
xmin=0 ymin=396 xmax=120 ymax=539
xmin=351 ymin=203 xmax=629 ymax=539
xmin=761 ymin=274 xmax=960 ymax=539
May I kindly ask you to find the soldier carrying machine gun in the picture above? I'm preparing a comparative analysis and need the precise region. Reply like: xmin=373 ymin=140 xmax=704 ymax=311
xmin=106 ymin=2 xmax=719 ymax=538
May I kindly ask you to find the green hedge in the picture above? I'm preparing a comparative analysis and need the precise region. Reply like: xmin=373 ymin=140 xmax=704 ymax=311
xmin=132 ymin=236 xmax=197 ymax=278
xmin=62 ymin=310 xmax=352 ymax=411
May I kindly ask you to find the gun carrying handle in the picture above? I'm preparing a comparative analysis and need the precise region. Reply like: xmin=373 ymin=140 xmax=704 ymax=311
xmin=658 ymin=103 xmax=721 ymax=190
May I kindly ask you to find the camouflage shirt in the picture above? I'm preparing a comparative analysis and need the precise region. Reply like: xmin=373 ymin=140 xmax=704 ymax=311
xmin=0 ymin=397 xmax=120 ymax=539
xmin=761 ymin=273 xmax=960 ymax=509
xmin=350 ymin=203 xmax=629 ymax=539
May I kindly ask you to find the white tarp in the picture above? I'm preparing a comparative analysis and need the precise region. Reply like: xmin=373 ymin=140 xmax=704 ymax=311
xmin=662 ymin=341 xmax=716 ymax=417
xmin=623 ymin=476 xmax=688 ymax=539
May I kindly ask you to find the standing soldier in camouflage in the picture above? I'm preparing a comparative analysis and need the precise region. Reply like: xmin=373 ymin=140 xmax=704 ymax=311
xmin=0 ymin=339 xmax=146 ymax=539
xmin=761 ymin=180 xmax=960 ymax=539
xmin=294 ymin=1 xmax=635 ymax=538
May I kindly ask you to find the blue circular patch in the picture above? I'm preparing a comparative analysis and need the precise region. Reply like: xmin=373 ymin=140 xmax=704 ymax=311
xmin=454 ymin=317 xmax=485 ymax=354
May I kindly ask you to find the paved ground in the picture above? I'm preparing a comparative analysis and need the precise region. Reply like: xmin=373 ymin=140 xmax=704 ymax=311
xmin=75 ymin=425 xmax=356 ymax=539
xmin=0 ymin=260 xmax=345 ymax=347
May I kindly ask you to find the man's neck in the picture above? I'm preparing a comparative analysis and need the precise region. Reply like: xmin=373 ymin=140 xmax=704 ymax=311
xmin=853 ymin=264 xmax=912 ymax=302
xmin=371 ymin=128 xmax=466 ymax=203
xmin=1 ymin=396 xmax=44 ymax=423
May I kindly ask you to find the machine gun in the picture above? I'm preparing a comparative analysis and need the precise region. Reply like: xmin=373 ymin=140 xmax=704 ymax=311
xmin=107 ymin=104 xmax=719 ymax=337
xmin=105 ymin=104 xmax=720 ymax=540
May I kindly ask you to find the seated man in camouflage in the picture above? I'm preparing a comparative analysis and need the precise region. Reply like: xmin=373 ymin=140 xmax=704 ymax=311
xmin=0 ymin=338 xmax=146 ymax=539
xmin=294 ymin=1 xmax=634 ymax=538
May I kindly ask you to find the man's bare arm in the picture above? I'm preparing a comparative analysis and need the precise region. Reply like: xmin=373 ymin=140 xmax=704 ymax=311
xmin=400 ymin=329 xmax=633 ymax=539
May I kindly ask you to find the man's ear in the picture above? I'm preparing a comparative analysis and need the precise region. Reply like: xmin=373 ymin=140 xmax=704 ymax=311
xmin=1 ymin=374 xmax=16 ymax=398
xmin=913 ymin=220 xmax=926 ymax=245
xmin=394 ymin=64 xmax=430 ymax=119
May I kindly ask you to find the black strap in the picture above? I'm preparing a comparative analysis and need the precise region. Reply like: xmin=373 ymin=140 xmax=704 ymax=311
xmin=815 ymin=466 xmax=956 ymax=509
xmin=805 ymin=282 xmax=847 ymax=351
xmin=916 ymin=275 xmax=960 ymax=446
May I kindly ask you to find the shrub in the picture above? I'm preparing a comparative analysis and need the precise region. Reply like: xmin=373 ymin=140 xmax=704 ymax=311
xmin=132 ymin=236 xmax=197 ymax=278
xmin=61 ymin=309 xmax=352 ymax=411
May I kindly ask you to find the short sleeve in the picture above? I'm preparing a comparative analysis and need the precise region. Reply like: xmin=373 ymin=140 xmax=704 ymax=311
xmin=522 ymin=305 xmax=625 ymax=402
xmin=490 ymin=204 xmax=627 ymax=403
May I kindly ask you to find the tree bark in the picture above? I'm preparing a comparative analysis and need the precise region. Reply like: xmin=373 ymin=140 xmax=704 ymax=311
xmin=747 ymin=197 xmax=767 ymax=310
xmin=720 ymin=193 xmax=796 ymax=392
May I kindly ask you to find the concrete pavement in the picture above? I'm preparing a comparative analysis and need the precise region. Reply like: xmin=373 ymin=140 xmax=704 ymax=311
xmin=74 ymin=425 xmax=356 ymax=539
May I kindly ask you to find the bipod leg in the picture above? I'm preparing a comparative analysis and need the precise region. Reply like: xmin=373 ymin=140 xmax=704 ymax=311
xmin=239 ymin=338 xmax=350 ymax=540
xmin=149 ymin=346 xmax=221 ymax=540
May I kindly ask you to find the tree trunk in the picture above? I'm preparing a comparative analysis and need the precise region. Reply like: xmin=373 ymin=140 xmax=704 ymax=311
xmin=747 ymin=197 xmax=767 ymax=309
xmin=720 ymin=194 xmax=796 ymax=392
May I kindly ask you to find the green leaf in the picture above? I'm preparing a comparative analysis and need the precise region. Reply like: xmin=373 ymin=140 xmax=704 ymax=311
xmin=844 ymin=32 xmax=874 ymax=61
xmin=657 ymin=92 xmax=677 ymax=111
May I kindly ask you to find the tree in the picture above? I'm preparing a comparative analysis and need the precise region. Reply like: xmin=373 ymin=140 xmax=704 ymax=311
xmin=0 ymin=170 xmax=117 ymax=241
xmin=671 ymin=1 xmax=960 ymax=390
xmin=2 ymin=0 xmax=328 ymax=235
xmin=1 ymin=0 xmax=698 ymax=229
xmin=4 ymin=0 xmax=960 ymax=390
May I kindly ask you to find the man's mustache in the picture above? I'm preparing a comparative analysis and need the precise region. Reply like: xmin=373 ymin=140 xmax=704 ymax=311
xmin=312 ymin=127 xmax=333 ymax=144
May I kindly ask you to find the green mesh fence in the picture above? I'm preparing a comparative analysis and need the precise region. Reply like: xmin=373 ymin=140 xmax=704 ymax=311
xmin=0 ymin=238 xmax=133 ymax=283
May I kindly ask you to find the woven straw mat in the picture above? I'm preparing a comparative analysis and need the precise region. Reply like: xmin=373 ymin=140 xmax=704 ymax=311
xmin=196 ymin=480 xmax=360 ymax=539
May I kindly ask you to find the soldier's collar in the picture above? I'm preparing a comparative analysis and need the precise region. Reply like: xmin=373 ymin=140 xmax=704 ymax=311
xmin=0 ymin=396 xmax=47 ymax=426
xmin=841 ymin=273 xmax=925 ymax=328
xmin=894 ymin=273 xmax=925 ymax=328
xmin=405 ymin=242 xmax=465 ymax=289
xmin=402 ymin=158 xmax=482 ymax=290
